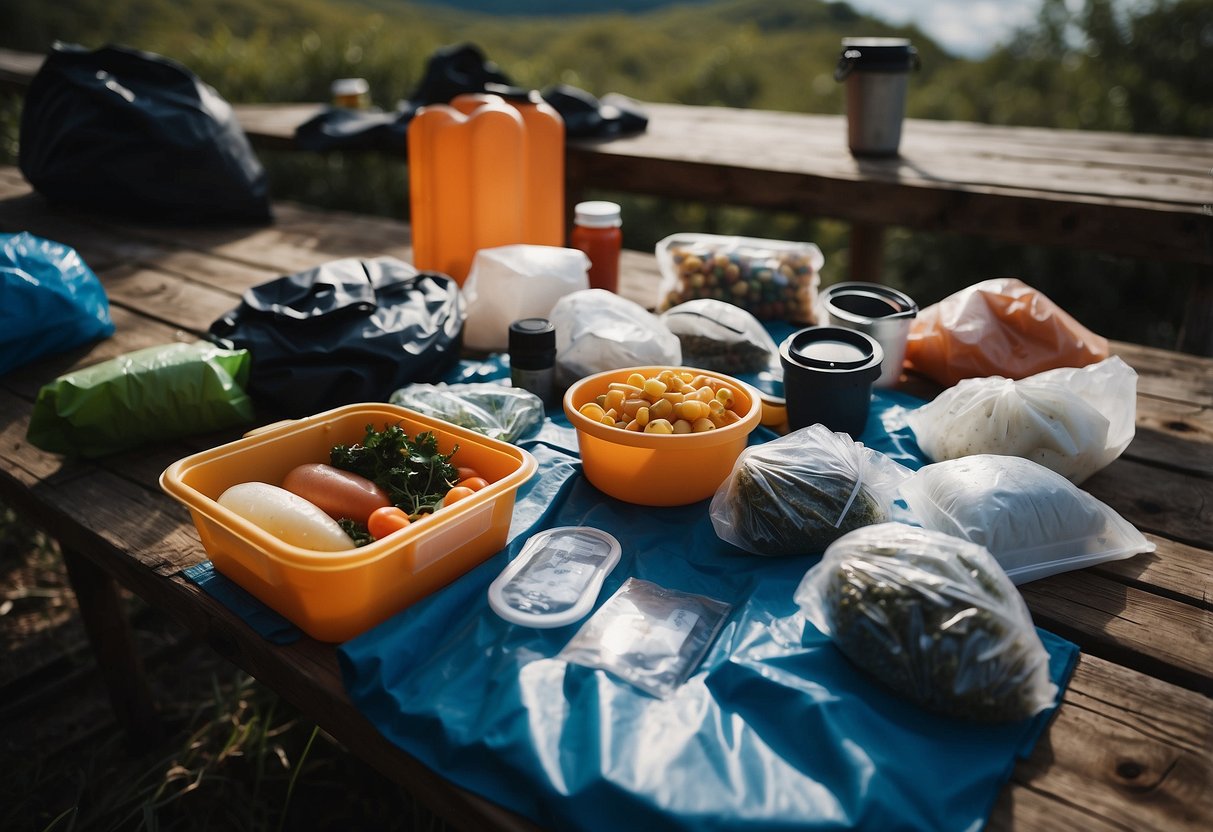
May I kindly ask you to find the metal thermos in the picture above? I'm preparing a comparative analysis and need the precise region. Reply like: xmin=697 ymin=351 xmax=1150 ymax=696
xmin=835 ymin=38 xmax=919 ymax=157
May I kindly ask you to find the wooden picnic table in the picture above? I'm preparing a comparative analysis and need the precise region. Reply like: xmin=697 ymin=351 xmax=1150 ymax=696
xmin=2 ymin=46 xmax=1211 ymax=355
xmin=0 ymin=163 xmax=1210 ymax=831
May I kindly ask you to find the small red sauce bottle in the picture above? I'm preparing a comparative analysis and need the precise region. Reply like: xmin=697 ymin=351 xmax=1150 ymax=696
xmin=570 ymin=201 xmax=622 ymax=293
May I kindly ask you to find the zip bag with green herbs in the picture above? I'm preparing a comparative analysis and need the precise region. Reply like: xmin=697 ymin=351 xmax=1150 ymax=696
xmin=793 ymin=522 xmax=1058 ymax=723
xmin=709 ymin=423 xmax=912 ymax=556
xmin=390 ymin=382 xmax=543 ymax=444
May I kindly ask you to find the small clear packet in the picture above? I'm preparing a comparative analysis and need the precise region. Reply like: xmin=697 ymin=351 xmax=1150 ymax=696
xmin=558 ymin=577 xmax=732 ymax=699
xmin=488 ymin=527 xmax=621 ymax=628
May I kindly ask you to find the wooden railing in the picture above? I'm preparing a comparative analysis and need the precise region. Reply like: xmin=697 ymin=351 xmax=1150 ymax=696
xmin=3 ymin=47 xmax=1211 ymax=354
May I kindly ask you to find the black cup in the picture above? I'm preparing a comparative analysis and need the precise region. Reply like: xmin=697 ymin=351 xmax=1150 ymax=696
xmin=779 ymin=326 xmax=883 ymax=436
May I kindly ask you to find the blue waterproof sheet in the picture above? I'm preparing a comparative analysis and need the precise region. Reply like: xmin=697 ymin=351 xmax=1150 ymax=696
xmin=336 ymin=384 xmax=1080 ymax=832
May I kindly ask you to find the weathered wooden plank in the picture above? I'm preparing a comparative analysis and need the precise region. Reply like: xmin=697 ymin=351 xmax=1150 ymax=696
xmin=1125 ymin=397 xmax=1213 ymax=474
xmin=1082 ymin=458 xmax=1212 ymax=548
xmin=96 ymin=261 xmax=243 ymax=333
xmin=1020 ymin=572 xmax=1213 ymax=693
xmin=1113 ymin=341 xmax=1213 ymax=408
xmin=1093 ymin=535 xmax=1212 ymax=611
xmin=992 ymin=653 xmax=1213 ymax=832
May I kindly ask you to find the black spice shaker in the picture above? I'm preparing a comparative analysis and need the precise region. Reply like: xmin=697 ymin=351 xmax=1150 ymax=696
xmin=509 ymin=317 xmax=557 ymax=405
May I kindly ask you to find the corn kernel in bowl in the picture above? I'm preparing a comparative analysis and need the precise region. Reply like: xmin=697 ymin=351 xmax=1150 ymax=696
xmin=579 ymin=369 xmax=744 ymax=434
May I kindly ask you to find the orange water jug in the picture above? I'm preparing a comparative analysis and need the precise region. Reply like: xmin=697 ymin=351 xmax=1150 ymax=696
xmin=408 ymin=91 xmax=564 ymax=284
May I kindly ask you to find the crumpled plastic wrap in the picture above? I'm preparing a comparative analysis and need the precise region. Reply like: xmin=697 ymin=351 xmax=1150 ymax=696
xmin=1 ymin=231 xmax=115 ymax=376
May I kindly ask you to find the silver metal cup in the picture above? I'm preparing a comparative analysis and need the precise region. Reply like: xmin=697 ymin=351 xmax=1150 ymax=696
xmin=819 ymin=282 xmax=918 ymax=388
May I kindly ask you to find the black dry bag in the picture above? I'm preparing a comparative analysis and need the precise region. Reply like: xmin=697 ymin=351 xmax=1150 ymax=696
xmin=209 ymin=257 xmax=465 ymax=418
xmin=19 ymin=42 xmax=272 ymax=223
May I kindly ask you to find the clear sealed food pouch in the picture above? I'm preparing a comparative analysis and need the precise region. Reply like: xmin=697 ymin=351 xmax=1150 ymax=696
xmin=558 ymin=577 xmax=731 ymax=699
xmin=795 ymin=522 xmax=1058 ymax=723
xmin=659 ymin=298 xmax=781 ymax=376
xmin=710 ymin=423 xmax=913 ymax=556
xmin=655 ymin=233 xmax=823 ymax=323
xmin=899 ymin=454 xmax=1154 ymax=584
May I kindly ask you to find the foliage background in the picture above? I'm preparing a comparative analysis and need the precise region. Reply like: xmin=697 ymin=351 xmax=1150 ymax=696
xmin=2 ymin=0 xmax=1210 ymax=348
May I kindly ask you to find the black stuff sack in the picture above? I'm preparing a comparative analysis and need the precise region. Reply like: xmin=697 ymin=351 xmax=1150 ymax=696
xmin=19 ymin=42 xmax=271 ymax=224
xmin=209 ymin=257 xmax=465 ymax=418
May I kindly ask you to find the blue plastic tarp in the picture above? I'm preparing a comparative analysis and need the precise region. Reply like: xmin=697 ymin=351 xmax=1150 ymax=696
xmin=337 ymin=388 xmax=1079 ymax=832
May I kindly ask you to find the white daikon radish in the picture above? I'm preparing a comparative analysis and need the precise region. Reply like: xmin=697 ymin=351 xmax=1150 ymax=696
xmin=217 ymin=482 xmax=356 ymax=552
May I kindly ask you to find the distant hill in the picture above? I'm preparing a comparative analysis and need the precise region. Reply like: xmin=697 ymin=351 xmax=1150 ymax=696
xmin=409 ymin=0 xmax=715 ymax=14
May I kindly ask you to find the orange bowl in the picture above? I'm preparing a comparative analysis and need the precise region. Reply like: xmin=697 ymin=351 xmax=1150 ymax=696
xmin=563 ymin=366 xmax=762 ymax=506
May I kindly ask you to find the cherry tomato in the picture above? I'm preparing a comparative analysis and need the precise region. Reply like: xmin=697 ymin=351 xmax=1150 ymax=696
xmin=367 ymin=506 xmax=411 ymax=540
xmin=455 ymin=466 xmax=481 ymax=483
xmin=460 ymin=476 xmax=489 ymax=492
xmin=282 ymin=463 xmax=391 ymax=523
xmin=443 ymin=486 xmax=476 ymax=506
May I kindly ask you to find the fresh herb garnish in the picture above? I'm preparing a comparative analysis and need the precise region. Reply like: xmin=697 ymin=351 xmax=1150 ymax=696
xmin=338 ymin=518 xmax=375 ymax=547
xmin=330 ymin=424 xmax=459 ymax=517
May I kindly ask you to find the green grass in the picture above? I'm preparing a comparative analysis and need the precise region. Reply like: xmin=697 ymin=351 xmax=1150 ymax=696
xmin=0 ymin=502 xmax=452 ymax=832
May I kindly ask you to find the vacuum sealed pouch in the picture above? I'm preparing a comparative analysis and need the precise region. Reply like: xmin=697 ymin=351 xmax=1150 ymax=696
xmin=906 ymin=356 xmax=1137 ymax=484
xmin=795 ymin=522 xmax=1058 ymax=722
xmin=559 ymin=577 xmax=731 ymax=698
xmin=656 ymin=233 xmax=823 ymax=323
xmin=900 ymin=455 xmax=1154 ymax=584
xmin=710 ymin=423 xmax=912 ymax=556
xmin=904 ymin=278 xmax=1108 ymax=387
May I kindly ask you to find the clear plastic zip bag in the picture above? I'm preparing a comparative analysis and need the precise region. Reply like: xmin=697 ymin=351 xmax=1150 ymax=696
xmin=795 ymin=522 xmax=1058 ymax=723
xmin=559 ymin=577 xmax=731 ymax=699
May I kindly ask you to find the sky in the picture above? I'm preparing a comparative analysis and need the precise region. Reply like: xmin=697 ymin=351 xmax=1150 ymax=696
xmin=841 ymin=0 xmax=1057 ymax=58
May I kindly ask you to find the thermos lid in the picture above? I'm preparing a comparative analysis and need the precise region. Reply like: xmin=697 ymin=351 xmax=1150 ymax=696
xmin=780 ymin=326 xmax=883 ymax=374
xmin=331 ymin=78 xmax=369 ymax=96
xmin=509 ymin=317 xmax=556 ymax=353
xmin=835 ymin=38 xmax=920 ymax=79
xmin=574 ymin=201 xmax=622 ymax=228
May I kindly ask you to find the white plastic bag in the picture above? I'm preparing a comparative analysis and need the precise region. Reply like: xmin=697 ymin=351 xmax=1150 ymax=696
xmin=900 ymin=454 xmax=1154 ymax=584
xmin=710 ymin=423 xmax=913 ymax=556
xmin=906 ymin=356 xmax=1136 ymax=484
xmin=659 ymin=298 xmax=781 ymax=376
xmin=461 ymin=245 xmax=589 ymax=352
xmin=550 ymin=289 xmax=681 ymax=388
xmin=794 ymin=522 xmax=1058 ymax=723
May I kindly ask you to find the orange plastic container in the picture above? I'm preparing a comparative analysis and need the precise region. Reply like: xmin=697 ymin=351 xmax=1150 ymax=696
xmin=407 ymin=91 xmax=564 ymax=284
xmin=160 ymin=403 xmax=537 ymax=642
xmin=563 ymin=366 xmax=762 ymax=506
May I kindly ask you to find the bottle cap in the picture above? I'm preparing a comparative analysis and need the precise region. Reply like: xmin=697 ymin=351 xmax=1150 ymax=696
xmin=509 ymin=318 xmax=557 ymax=371
xmin=574 ymin=200 xmax=622 ymax=228
xmin=331 ymin=78 xmax=369 ymax=97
